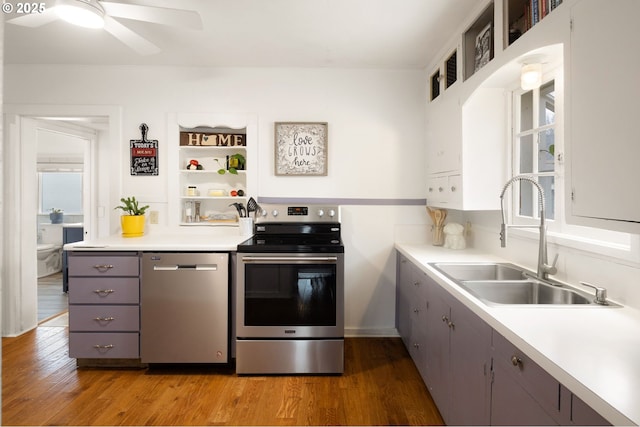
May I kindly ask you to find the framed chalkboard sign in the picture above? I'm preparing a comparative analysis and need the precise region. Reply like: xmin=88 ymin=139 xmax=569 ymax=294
xmin=130 ymin=123 xmax=159 ymax=176
xmin=274 ymin=122 xmax=328 ymax=176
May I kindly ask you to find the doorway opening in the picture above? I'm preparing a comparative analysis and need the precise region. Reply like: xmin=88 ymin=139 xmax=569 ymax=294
xmin=33 ymin=118 xmax=103 ymax=323
xmin=3 ymin=106 xmax=119 ymax=338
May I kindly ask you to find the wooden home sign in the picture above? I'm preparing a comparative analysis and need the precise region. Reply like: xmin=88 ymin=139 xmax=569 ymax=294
xmin=180 ymin=131 xmax=246 ymax=147
xmin=130 ymin=123 xmax=159 ymax=176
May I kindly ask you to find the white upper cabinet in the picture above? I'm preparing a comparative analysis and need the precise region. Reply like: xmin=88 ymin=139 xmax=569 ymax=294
xmin=423 ymin=0 xmax=591 ymax=215
xmin=424 ymin=0 xmax=507 ymax=210
xmin=426 ymin=92 xmax=461 ymax=176
xmin=565 ymin=0 xmax=640 ymax=233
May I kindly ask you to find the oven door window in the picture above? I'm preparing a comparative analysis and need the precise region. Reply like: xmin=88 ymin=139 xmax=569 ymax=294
xmin=244 ymin=264 xmax=337 ymax=326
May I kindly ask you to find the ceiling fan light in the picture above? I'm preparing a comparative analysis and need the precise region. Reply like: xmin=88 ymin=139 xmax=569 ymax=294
xmin=56 ymin=1 xmax=105 ymax=29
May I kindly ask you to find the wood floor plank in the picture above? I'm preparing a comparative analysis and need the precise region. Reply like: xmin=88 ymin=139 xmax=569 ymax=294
xmin=2 ymin=328 xmax=444 ymax=426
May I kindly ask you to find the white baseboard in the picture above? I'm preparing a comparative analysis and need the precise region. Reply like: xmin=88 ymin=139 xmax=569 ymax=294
xmin=345 ymin=328 xmax=400 ymax=338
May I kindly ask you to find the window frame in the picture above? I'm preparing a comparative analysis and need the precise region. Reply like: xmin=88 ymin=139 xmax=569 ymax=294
xmin=512 ymin=80 xmax=557 ymax=223
xmin=38 ymin=171 xmax=84 ymax=215
xmin=507 ymin=67 xmax=638 ymax=263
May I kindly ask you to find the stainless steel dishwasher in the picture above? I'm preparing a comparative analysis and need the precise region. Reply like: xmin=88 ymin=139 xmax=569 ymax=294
xmin=141 ymin=252 xmax=229 ymax=363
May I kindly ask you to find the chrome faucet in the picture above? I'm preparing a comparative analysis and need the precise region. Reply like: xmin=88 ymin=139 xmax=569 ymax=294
xmin=499 ymin=175 xmax=558 ymax=281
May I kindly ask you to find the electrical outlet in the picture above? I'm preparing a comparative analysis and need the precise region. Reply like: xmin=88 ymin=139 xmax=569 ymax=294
xmin=149 ymin=210 xmax=159 ymax=224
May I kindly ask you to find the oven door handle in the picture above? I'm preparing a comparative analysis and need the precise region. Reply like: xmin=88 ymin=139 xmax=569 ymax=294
xmin=242 ymin=256 xmax=338 ymax=264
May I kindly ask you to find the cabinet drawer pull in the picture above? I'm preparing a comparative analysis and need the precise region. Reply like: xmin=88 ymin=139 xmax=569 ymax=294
xmin=93 ymin=316 xmax=115 ymax=322
xmin=511 ymin=355 xmax=523 ymax=367
xmin=450 ymin=185 xmax=456 ymax=192
xmin=93 ymin=264 xmax=114 ymax=272
xmin=93 ymin=289 xmax=115 ymax=296
xmin=438 ymin=187 xmax=444 ymax=192
xmin=93 ymin=344 xmax=114 ymax=350
xmin=413 ymin=308 xmax=420 ymax=314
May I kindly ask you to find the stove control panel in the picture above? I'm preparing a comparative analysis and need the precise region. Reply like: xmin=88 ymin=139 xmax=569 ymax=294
xmin=256 ymin=204 xmax=340 ymax=223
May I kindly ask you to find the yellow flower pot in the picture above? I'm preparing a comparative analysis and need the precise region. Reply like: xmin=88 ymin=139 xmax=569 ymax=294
xmin=121 ymin=215 xmax=146 ymax=237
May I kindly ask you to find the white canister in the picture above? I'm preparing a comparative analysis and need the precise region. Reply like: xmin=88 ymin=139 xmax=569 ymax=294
xmin=443 ymin=222 xmax=466 ymax=250
xmin=239 ymin=217 xmax=254 ymax=236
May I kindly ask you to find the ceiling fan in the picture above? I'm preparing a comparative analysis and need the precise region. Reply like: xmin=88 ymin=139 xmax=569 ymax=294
xmin=6 ymin=0 xmax=203 ymax=55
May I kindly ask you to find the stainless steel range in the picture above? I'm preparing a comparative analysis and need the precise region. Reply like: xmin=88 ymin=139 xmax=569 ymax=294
xmin=236 ymin=203 xmax=344 ymax=374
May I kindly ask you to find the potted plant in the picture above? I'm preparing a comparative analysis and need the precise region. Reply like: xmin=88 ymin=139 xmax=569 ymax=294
xmin=114 ymin=196 xmax=149 ymax=237
xmin=215 ymin=153 xmax=246 ymax=175
xmin=49 ymin=208 xmax=63 ymax=224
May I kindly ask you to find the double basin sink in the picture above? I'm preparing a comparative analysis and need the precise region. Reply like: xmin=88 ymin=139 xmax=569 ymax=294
xmin=429 ymin=262 xmax=616 ymax=307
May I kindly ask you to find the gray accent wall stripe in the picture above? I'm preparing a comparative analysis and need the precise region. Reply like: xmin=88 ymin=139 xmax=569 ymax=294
xmin=258 ymin=197 xmax=427 ymax=206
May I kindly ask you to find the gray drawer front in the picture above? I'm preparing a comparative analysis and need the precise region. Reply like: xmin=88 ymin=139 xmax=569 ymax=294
xmin=69 ymin=255 xmax=139 ymax=277
xmin=493 ymin=331 xmax=560 ymax=417
xmin=69 ymin=305 xmax=139 ymax=332
xmin=68 ymin=277 xmax=139 ymax=304
xmin=69 ymin=332 xmax=139 ymax=359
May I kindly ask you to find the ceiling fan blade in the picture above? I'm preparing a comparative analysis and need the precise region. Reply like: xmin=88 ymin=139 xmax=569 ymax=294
xmin=100 ymin=2 xmax=202 ymax=30
xmin=6 ymin=7 xmax=58 ymax=27
xmin=103 ymin=15 xmax=161 ymax=55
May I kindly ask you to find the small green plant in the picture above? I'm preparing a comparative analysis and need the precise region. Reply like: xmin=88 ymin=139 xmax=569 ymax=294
xmin=114 ymin=196 xmax=149 ymax=216
xmin=215 ymin=153 xmax=246 ymax=175
xmin=49 ymin=208 xmax=64 ymax=223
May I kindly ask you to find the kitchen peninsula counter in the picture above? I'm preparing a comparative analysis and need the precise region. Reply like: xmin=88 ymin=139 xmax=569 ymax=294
xmin=396 ymin=243 xmax=640 ymax=426
xmin=64 ymin=228 xmax=250 ymax=252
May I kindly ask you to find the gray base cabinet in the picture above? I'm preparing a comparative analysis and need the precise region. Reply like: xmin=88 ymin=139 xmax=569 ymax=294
xmin=396 ymin=254 xmax=429 ymax=381
xmin=491 ymin=331 xmax=561 ymax=425
xmin=449 ymin=297 xmax=492 ymax=425
xmin=68 ymin=251 xmax=141 ymax=361
xmin=62 ymin=225 xmax=84 ymax=292
xmin=423 ymin=270 xmax=492 ymax=425
xmin=395 ymin=253 xmax=611 ymax=426
xmin=397 ymin=253 xmax=492 ymax=425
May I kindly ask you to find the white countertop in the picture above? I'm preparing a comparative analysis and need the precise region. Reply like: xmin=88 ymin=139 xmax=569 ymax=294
xmin=64 ymin=228 xmax=251 ymax=251
xmin=396 ymin=243 xmax=640 ymax=426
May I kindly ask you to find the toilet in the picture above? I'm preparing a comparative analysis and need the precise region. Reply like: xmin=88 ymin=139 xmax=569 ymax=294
xmin=37 ymin=223 xmax=63 ymax=278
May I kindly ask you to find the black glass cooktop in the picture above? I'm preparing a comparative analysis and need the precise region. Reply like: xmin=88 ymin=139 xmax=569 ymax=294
xmin=237 ymin=222 xmax=343 ymax=253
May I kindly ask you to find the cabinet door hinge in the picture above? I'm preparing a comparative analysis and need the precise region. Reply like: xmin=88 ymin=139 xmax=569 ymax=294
xmin=571 ymin=188 xmax=575 ymax=201
xmin=570 ymin=17 xmax=574 ymax=31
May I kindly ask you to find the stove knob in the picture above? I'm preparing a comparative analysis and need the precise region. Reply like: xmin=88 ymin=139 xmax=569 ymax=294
xmin=317 ymin=209 xmax=324 ymax=217
xmin=328 ymin=209 xmax=336 ymax=217
xmin=271 ymin=209 xmax=279 ymax=217
xmin=259 ymin=208 xmax=268 ymax=217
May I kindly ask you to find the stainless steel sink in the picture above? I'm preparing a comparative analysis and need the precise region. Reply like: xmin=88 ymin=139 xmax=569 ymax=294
xmin=459 ymin=280 xmax=592 ymax=305
xmin=431 ymin=262 xmax=526 ymax=281
xmin=429 ymin=262 xmax=617 ymax=307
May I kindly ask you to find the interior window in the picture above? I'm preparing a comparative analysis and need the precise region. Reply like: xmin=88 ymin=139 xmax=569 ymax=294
xmin=510 ymin=71 xmax=633 ymax=256
xmin=514 ymin=80 xmax=556 ymax=221
xmin=40 ymin=172 xmax=83 ymax=214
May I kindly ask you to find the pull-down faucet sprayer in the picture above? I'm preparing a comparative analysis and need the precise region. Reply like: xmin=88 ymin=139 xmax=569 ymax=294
xmin=500 ymin=175 xmax=558 ymax=281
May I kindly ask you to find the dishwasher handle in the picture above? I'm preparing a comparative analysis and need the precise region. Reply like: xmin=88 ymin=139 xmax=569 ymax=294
xmin=153 ymin=264 xmax=218 ymax=271
xmin=242 ymin=256 xmax=338 ymax=264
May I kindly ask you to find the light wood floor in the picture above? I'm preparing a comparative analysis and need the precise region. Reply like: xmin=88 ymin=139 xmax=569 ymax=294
xmin=2 ymin=327 xmax=444 ymax=426
xmin=37 ymin=272 xmax=68 ymax=322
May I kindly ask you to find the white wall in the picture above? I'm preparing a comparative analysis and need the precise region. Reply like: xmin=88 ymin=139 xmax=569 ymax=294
xmin=4 ymin=64 xmax=429 ymax=335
